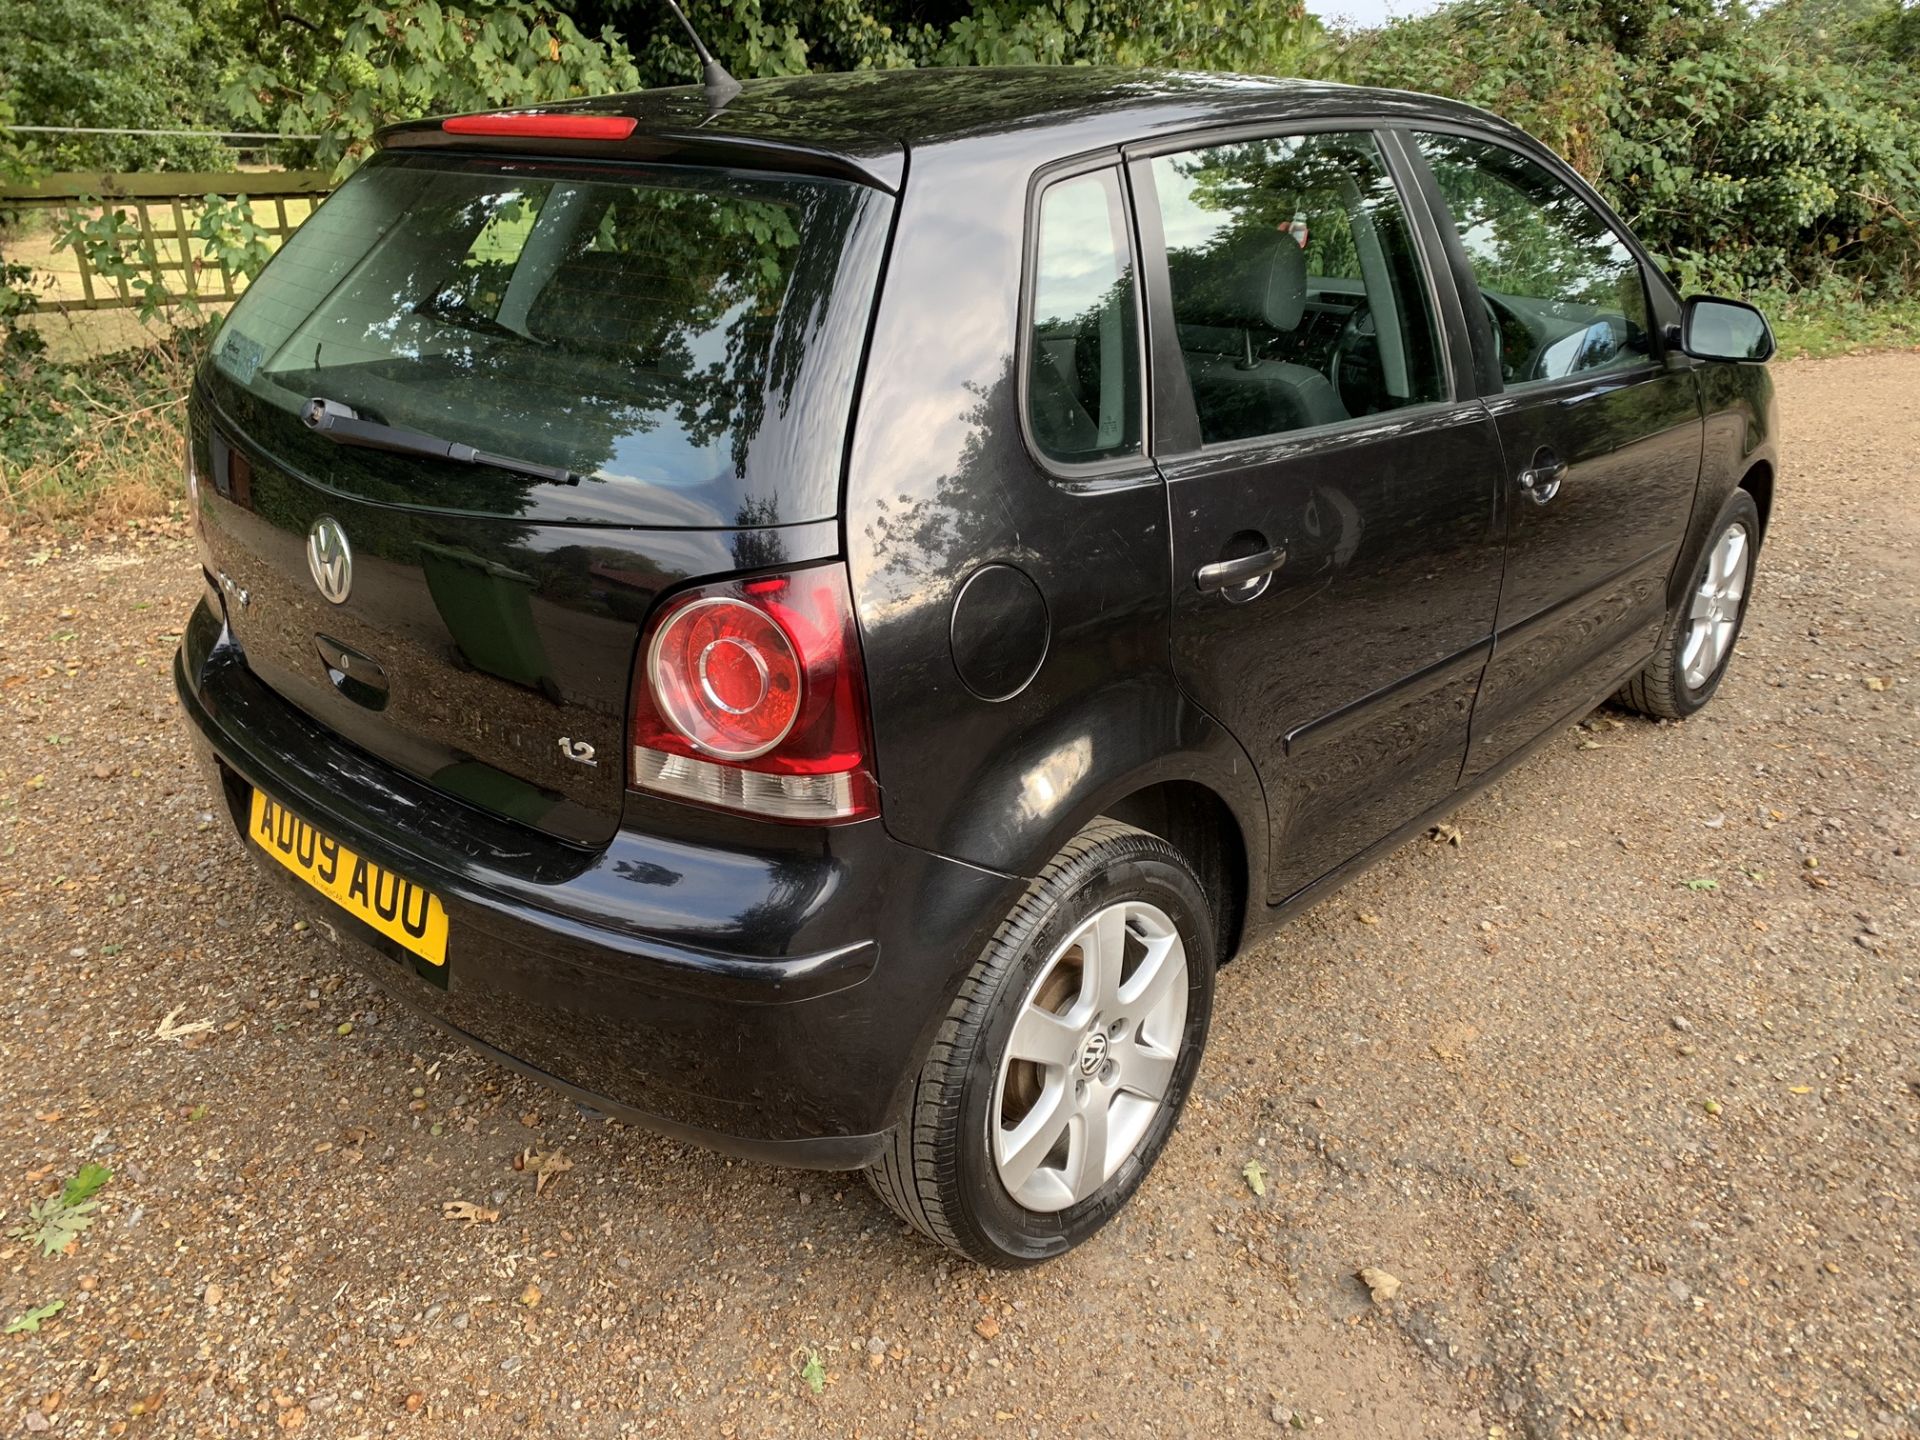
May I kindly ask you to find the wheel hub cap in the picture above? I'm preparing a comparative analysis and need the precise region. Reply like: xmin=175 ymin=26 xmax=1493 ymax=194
xmin=1075 ymin=1029 xmax=1109 ymax=1077
xmin=991 ymin=900 xmax=1189 ymax=1214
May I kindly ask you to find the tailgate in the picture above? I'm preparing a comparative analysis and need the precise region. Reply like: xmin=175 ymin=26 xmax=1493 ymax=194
xmin=187 ymin=149 xmax=888 ymax=844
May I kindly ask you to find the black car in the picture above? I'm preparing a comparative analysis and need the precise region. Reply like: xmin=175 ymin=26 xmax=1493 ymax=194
xmin=175 ymin=68 xmax=1777 ymax=1266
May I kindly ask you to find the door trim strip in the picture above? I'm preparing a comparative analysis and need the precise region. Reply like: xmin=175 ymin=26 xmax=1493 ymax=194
xmin=1283 ymin=637 xmax=1491 ymax=758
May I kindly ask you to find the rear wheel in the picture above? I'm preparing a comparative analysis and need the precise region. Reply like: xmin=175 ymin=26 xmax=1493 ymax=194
xmin=1617 ymin=489 xmax=1761 ymax=719
xmin=868 ymin=821 xmax=1215 ymax=1266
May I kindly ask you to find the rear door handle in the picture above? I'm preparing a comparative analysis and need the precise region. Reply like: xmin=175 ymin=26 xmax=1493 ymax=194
xmin=1195 ymin=546 xmax=1287 ymax=594
xmin=1517 ymin=449 xmax=1567 ymax=505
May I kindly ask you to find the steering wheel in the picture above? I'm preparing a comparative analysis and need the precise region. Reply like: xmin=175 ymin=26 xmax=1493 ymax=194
xmin=1326 ymin=304 xmax=1372 ymax=415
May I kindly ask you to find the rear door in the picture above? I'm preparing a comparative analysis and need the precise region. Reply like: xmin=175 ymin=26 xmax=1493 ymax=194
xmin=1135 ymin=126 xmax=1507 ymax=905
xmin=1404 ymin=131 xmax=1703 ymax=777
xmin=192 ymin=150 xmax=889 ymax=844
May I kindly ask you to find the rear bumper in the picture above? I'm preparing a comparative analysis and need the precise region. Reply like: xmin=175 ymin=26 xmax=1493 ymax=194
xmin=174 ymin=597 xmax=1016 ymax=1168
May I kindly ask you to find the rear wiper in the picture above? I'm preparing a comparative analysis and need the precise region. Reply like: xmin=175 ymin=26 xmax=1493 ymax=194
xmin=300 ymin=397 xmax=580 ymax=486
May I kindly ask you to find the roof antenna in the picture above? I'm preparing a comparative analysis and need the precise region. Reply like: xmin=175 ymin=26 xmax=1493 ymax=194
xmin=661 ymin=0 xmax=742 ymax=109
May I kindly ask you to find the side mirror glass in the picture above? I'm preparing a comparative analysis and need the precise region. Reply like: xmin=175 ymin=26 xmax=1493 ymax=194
xmin=1680 ymin=296 xmax=1775 ymax=363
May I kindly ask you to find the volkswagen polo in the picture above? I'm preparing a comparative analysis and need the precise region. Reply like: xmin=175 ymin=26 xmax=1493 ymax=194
xmin=175 ymin=68 xmax=1777 ymax=1265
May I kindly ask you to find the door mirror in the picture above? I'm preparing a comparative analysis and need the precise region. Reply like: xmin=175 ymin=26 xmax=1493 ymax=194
xmin=1680 ymin=296 xmax=1774 ymax=363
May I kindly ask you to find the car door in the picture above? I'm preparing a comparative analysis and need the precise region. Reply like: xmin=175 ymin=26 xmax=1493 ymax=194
xmin=1404 ymin=131 xmax=1704 ymax=779
xmin=1133 ymin=126 xmax=1507 ymax=905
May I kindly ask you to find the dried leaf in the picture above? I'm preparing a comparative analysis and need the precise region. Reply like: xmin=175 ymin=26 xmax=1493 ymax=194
xmin=1358 ymin=1266 xmax=1401 ymax=1304
xmin=441 ymin=1200 xmax=499 ymax=1225
xmin=520 ymin=1147 xmax=574 ymax=1196
xmin=1242 ymin=1158 xmax=1267 ymax=1197
xmin=1429 ymin=823 xmax=1463 ymax=847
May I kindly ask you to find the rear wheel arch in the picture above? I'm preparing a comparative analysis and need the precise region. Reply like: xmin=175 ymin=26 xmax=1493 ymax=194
xmin=1739 ymin=459 xmax=1774 ymax=540
xmin=1096 ymin=780 xmax=1251 ymax=966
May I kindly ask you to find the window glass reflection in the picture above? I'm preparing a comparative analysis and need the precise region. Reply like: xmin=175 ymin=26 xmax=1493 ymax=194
xmin=1027 ymin=170 xmax=1142 ymax=464
xmin=1150 ymin=131 xmax=1447 ymax=447
xmin=1415 ymin=134 xmax=1653 ymax=388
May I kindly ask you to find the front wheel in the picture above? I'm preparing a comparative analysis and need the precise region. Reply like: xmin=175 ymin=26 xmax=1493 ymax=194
xmin=1617 ymin=488 xmax=1761 ymax=719
xmin=868 ymin=821 xmax=1215 ymax=1266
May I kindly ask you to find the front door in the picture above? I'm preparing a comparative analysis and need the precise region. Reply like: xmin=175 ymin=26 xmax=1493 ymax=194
xmin=1136 ymin=127 xmax=1507 ymax=904
xmin=1406 ymin=132 xmax=1705 ymax=777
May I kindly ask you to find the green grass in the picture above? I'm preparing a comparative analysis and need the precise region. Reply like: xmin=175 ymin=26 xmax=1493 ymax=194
xmin=1754 ymin=286 xmax=1920 ymax=359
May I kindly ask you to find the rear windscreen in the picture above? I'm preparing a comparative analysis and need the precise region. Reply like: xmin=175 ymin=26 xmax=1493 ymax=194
xmin=206 ymin=153 xmax=889 ymax=527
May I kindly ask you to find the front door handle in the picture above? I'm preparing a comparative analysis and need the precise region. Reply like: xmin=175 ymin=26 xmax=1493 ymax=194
xmin=1517 ymin=449 xmax=1567 ymax=505
xmin=1195 ymin=546 xmax=1287 ymax=595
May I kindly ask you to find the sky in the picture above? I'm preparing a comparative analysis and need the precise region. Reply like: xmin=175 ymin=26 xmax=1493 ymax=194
xmin=1307 ymin=0 xmax=1452 ymax=30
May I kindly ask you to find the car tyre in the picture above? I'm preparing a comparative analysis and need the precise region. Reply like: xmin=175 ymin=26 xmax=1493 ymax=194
xmin=1616 ymin=488 xmax=1761 ymax=720
xmin=868 ymin=820 xmax=1215 ymax=1266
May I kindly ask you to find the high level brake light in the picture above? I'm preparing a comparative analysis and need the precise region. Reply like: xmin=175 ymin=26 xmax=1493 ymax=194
xmin=630 ymin=564 xmax=879 ymax=824
xmin=441 ymin=114 xmax=638 ymax=141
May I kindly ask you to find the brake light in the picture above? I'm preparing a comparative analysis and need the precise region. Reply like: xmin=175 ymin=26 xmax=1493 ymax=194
xmin=441 ymin=113 xmax=638 ymax=141
xmin=631 ymin=564 xmax=879 ymax=823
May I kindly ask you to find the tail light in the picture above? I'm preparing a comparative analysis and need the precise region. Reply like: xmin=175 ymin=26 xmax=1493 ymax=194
xmin=442 ymin=113 xmax=638 ymax=141
xmin=630 ymin=564 xmax=879 ymax=823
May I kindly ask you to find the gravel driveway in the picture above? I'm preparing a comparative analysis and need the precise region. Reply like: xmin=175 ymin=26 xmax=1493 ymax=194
xmin=1 ymin=353 xmax=1915 ymax=1439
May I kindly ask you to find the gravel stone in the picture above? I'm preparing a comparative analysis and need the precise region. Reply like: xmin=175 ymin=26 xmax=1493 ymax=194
xmin=0 ymin=353 xmax=1915 ymax=1436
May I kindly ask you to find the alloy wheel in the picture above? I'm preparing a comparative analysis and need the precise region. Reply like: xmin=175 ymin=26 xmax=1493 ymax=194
xmin=1682 ymin=521 xmax=1750 ymax=690
xmin=990 ymin=900 xmax=1189 ymax=1213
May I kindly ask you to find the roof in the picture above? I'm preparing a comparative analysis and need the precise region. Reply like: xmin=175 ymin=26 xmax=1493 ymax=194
xmin=380 ymin=67 xmax=1522 ymax=193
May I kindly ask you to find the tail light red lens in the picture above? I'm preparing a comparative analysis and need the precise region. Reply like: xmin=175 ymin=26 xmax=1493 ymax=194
xmin=630 ymin=564 xmax=879 ymax=823
xmin=441 ymin=113 xmax=638 ymax=141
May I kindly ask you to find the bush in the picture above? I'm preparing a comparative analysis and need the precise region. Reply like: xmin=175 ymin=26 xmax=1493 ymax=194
xmin=0 ymin=0 xmax=233 ymax=172
xmin=1343 ymin=0 xmax=1920 ymax=297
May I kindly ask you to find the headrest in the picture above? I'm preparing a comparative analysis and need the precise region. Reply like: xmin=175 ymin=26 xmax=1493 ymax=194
xmin=1170 ymin=231 xmax=1308 ymax=334
xmin=526 ymin=251 xmax=649 ymax=354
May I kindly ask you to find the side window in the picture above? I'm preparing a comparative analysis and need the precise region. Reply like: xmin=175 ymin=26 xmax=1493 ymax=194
xmin=1026 ymin=169 xmax=1143 ymax=465
xmin=1149 ymin=131 xmax=1446 ymax=447
xmin=1414 ymin=133 xmax=1653 ymax=389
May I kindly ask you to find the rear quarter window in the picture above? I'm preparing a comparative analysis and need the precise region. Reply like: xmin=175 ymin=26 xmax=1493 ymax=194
xmin=1025 ymin=168 xmax=1143 ymax=467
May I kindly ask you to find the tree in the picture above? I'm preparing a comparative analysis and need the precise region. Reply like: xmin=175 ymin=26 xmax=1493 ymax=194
xmin=0 ymin=0 xmax=232 ymax=171
xmin=220 ymin=1 xmax=643 ymax=177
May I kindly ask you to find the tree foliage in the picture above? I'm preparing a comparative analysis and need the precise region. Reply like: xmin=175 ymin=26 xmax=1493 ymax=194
xmin=0 ymin=0 xmax=231 ymax=171
xmin=1343 ymin=0 xmax=1920 ymax=293
xmin=219 ymin=2 xmax=643 ymax=176
xmin=4 ymin=0 xmax=1918 ymax=304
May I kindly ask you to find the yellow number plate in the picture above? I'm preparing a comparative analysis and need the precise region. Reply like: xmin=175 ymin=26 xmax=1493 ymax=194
xmin=248 ymin=791 xmax=449 ymax=966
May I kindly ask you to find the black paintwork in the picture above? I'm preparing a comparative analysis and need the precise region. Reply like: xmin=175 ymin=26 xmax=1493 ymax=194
xmin=178 ymin=68 xmax=1777 ymax=1166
